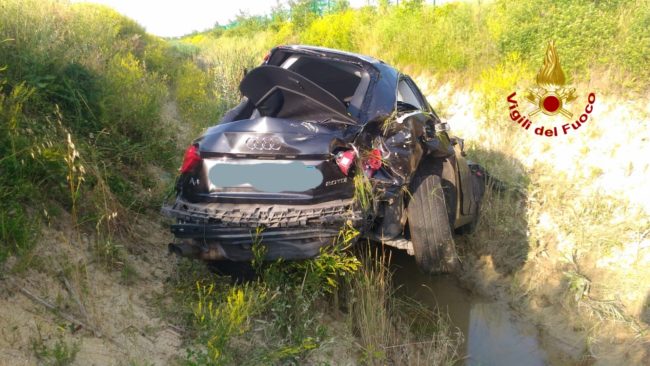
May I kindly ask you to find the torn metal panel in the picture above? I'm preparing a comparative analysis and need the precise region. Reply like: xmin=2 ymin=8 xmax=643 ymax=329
xmin=357 ymin=111 xmax=453 ymax=202
xmin=163 ymin=45 xmax=487 ymax=267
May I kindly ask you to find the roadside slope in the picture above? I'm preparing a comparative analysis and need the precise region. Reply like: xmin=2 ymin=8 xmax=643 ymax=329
xmin=416 ymin=74 xmax=650 ymax=365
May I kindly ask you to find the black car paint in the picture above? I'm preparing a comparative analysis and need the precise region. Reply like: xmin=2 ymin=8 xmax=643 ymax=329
xmin=163 ymin=45 xmax=483 ymax=262
xmin=181 ymin=117 xmax=357 ymax=205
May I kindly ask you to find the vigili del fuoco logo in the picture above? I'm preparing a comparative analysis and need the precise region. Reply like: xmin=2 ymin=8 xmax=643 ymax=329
xmin=507 ymin=41 xmax=596 ymax=137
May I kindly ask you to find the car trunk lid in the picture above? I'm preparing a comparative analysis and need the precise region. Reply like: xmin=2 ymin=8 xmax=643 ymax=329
xmin=187 ymin=117 xmax=357 ymax=204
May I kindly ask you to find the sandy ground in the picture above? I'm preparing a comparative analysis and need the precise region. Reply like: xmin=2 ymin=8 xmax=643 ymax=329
xmin=0 ymin=217 xmax=183 ymax=366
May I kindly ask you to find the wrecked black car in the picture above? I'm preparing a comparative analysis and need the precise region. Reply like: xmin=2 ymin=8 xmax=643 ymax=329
xmin=162 ymin=45 xmax=486 ymax=274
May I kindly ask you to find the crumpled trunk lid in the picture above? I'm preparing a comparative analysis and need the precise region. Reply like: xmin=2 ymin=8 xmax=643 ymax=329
xmin=198 ymin=116 xmax=357 ymax=158
xmin=183 ymin=117 xmax=358 ymax=204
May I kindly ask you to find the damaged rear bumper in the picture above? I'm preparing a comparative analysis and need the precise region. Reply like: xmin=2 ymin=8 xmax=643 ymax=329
xmin=162 ymin=198 xmax=361 ymax=261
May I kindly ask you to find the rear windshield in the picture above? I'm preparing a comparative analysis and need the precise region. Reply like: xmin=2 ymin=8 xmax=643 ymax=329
xmin=256 ymin=88 xmax=338 ymax=122
xmin=281 ymin=55 xmax=369 ymax=117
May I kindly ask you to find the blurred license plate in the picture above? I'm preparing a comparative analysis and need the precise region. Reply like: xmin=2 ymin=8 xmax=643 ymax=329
xmin=208 ymin=161 xmax=323 ymax=193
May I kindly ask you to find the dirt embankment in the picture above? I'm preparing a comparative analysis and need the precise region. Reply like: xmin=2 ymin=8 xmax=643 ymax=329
xmin=0 ymin=100 xmax=189 ymax=366
xmin=415 ymin=74 xmax=650 ymax=365
xmin=0 ymin=216 xmax=182 ymax=366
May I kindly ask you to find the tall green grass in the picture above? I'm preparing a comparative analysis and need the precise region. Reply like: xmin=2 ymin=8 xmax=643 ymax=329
xmin=189 ymin=0 xmax=648 ymax=89
xmin=167 ymin=234 xmax=462 ymax=365
xmin=0 ymin=0 xmax=213 ymax=264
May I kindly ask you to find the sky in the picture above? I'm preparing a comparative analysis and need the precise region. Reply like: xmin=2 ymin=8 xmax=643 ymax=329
xmin=71 ymin=0 xmax=371 ymax=38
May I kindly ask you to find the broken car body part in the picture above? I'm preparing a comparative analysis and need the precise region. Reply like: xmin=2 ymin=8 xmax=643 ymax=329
xmin=162 ymin=45 xmax=487 ymax=274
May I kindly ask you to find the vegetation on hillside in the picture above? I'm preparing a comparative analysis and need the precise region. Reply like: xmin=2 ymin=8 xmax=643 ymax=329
xmin=184 ymin=0 xmax=649 ymax=89
xmin=2 ymin=0 xmax=649 ymax=364
xmin=2 ymin=0 xmax=160 ymax=262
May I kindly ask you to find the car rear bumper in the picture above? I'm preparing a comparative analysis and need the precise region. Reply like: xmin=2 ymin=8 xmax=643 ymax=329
xmin=162 ymin=197 xmax=361 ymax=261
xmin=167 ymin=226 xmax=343 ymax=261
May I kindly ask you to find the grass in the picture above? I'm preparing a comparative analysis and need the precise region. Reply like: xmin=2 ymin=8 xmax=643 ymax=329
xmin=347 ymin=243 xmax=463 ymax=365
xmin=159 ymin=223 xmax=462 ymax=365
xmin=185 ymin=0 xmax=649 ymax=91
xmin=30 ymin=330 xmax=80 ymax=366
xmin=0 ymin=0 xmax=206 ymax=265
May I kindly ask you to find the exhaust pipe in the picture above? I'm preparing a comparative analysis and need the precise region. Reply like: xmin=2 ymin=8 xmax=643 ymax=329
xmin=168 ymin=242 xmax=227 ymax=260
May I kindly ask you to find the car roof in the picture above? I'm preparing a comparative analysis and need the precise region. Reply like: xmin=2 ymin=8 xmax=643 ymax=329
xmin=276 ymin=45 xmax=386 ymax=65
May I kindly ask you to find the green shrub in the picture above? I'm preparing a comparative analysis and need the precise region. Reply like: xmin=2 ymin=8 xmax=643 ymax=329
xmin=194 ymin=0 xmax=649 ymax=88
xmin=302 ymin=10 xmax=358 ymax=50
xmin=101 ymin=52 xmax=170 ymax=162
xmin=0 ymin=0 xmax=189 ymax=263
xmin=175 ymin=60 xmax=219 ymax=132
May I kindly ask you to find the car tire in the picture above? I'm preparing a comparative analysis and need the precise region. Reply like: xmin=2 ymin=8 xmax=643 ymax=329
xmin=407 ymin=173 xmax=460 ymax=274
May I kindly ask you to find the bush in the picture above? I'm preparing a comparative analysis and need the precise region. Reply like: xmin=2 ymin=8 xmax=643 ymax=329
xmin=0 ymin=0 xmax=188 ymax=263
xmin=192 ymin=0 xmax=649 ymax=88
xmin=101 ymin=52 xmax=169 ymax=163
xmin=175 ymin=60 xmax=220 ymax=132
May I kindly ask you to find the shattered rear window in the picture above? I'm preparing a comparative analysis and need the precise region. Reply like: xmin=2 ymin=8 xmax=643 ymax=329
xmin=282 ymin=56 xmax=368 ymax=116
xmin=257 ymin=88 xmax=337 ymax=122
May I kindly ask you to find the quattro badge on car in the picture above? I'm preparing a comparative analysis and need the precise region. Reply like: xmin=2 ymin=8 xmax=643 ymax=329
xmin=325 ymin=177 xmax=347 ymax=186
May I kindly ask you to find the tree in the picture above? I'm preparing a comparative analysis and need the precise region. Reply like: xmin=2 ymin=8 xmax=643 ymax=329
xmin=331 ymin=0 xmax=351 ymax=13
xmin=288 ymin=0 xmax=320 ymax=28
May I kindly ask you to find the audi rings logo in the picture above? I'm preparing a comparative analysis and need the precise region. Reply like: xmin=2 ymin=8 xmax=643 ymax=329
xmin=245 ymin=136 xmax=283 ymax=151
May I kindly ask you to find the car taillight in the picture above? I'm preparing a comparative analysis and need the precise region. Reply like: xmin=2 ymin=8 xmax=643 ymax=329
xmin=364 ymin=149 xmax=383 ymax=177
xmin=335 ymin=150 xmax=356 ymax=176
xmin=180 ymin=144 xmax=201 ymax=174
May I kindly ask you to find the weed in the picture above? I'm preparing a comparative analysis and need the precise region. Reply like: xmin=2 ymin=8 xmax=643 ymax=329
xmin=353 ymin=171 xmax=373 ymax=212
xmin=188 ymin=281 xmax=269 ymax=365
xmin=347 ymin=244 xmax=393 ymax=364
xmin=347 ymin=243 xmax=462 ymax=365
xmin=31 ymin=330 xmax=79 ymax=366
xmin=564 ymin=270 xmax=591 ymax=303
xmin=63 ymin=130 xmax=85 ymax=226
xmin=120 ymin=262 xmax=139 ymax=286
xmin=250 ymin=226 xmax=267 ymax=275
xmin=93 ymin=237 xmax=124 ymax=269
xmin=0 ymin=202 xmax=33 ymax=264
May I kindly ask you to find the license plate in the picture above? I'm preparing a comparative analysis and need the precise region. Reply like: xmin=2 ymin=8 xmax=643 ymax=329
xmin=208 ymin=160 xmax=323 ymax=193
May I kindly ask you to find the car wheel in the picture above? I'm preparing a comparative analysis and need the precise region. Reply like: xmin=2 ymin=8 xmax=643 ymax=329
xmin=407 ymin=173 xmax=460 ymax=274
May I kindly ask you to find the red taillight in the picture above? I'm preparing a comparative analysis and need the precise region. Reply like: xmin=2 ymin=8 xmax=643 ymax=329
xmin=364 ymin=149 xmax=383 ymax=177
xmin=180 ymin=144 xmax=201 ymax=174
xmin=336 ymin=150 xmax=356 ymax=176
